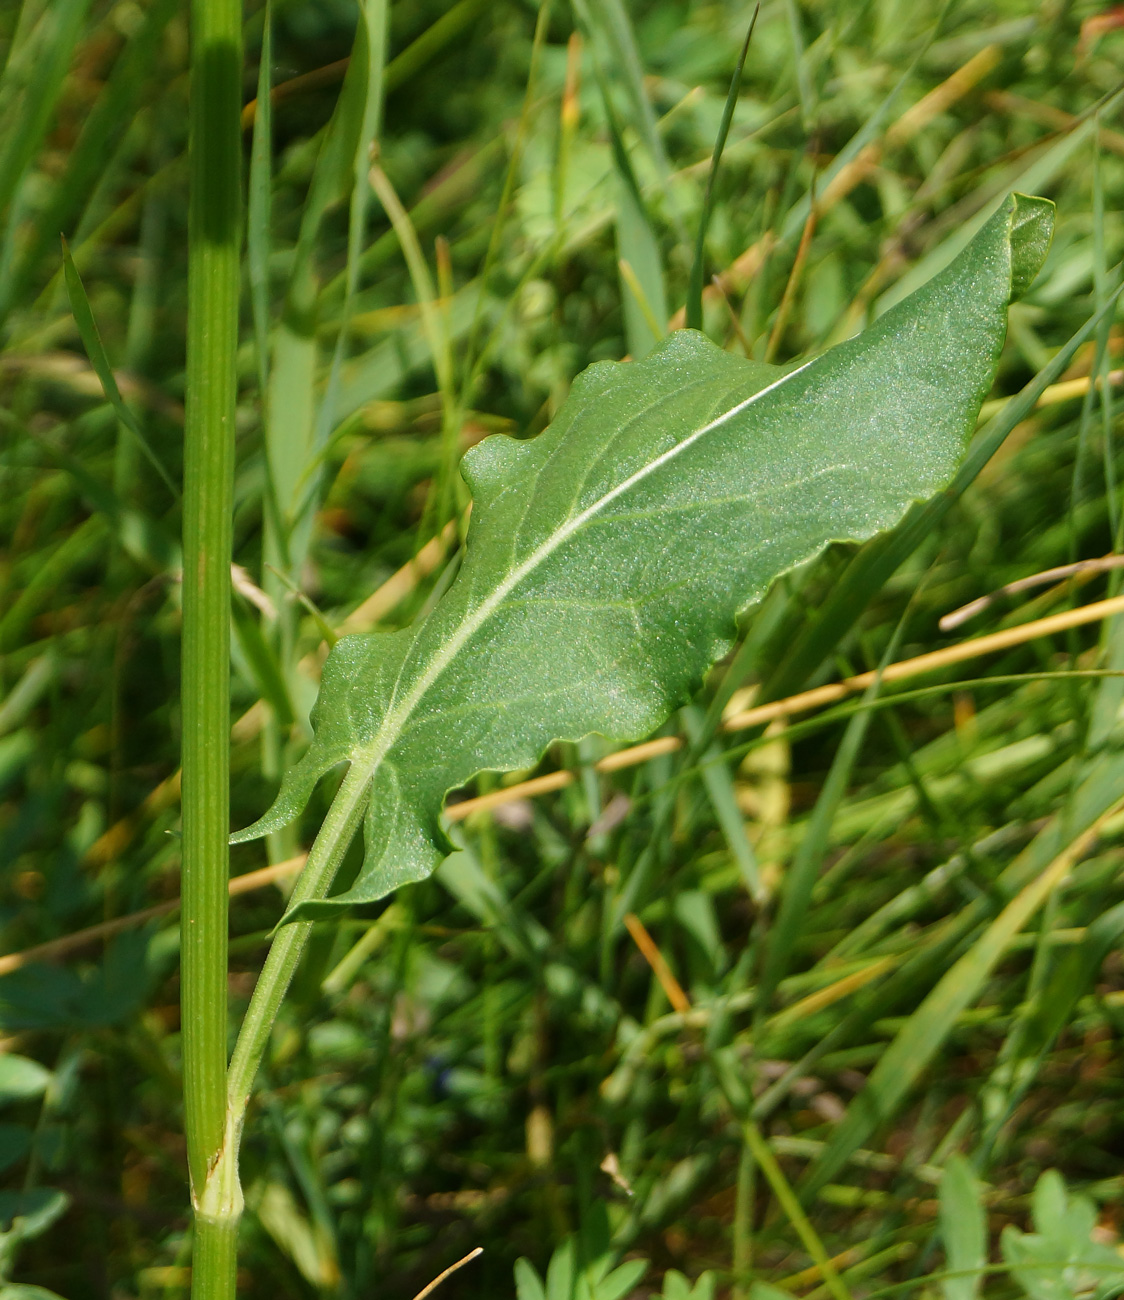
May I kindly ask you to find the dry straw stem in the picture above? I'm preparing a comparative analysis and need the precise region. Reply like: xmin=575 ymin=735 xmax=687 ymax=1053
xmin=240 ymin=0 xmax=490 ymax=130
xmin=409 ymin=1247 xmax=484 ymax=1300
xmin=766 ymin=954 xmax=897 ymax=1031
xmin=18 ymin=591 xmax=1124 ymax=976
xmin=84 ymin=767 xmax=182 ymax=869
xmin=975 ymin=366 xmax=1124 ymax=425
xmin=940 ymin=552 xmax=1124 ymax=630
xmin=0 ymin=350 xmax=185 ymax=424
xmin=764 ymin=192 xmax=817 ymax=362
xmin=819 ymin=44 xmax=1002 ymax=210
xmin=77 ymin=520 xmax=464 ymax=873
xmin=666 ymin=43 xmax=1000 ymax=332
xmin=0 ymin=856 xmax=308 ymax=977
xmin=337 ymin=515 xmax=461 ymax=634
xmin=240 ymin=57 xmax=350 ymax=128
xmin=780 ymin=1245 xmax=870 ymax=1293
xmin=983 ymin=89 xmax=1124 ymax=157
xmin=624 ymin=912 xmax=691 ymax=1013
xmin=448 ymin=593 xmax=1124 ymax=821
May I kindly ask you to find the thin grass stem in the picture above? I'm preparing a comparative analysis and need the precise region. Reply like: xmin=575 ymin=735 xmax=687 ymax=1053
xmin=685 ymin=7 xmax=758 ymax=332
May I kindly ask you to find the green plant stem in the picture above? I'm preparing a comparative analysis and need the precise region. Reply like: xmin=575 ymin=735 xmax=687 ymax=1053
xmin=192 ymin=1215 xmax=240 ymax=1296
xmin=224 ymin=766 xmax=370 ymax=1156
xmin=732 ymin=1137 xmax=755 ymax=1299
xmin=181 ymin=0 xmax=241 ymax=1290
xmin=742 ymin=1120 xmax=853 ymax=1300
xmin=189 ymin=770 xmax=365 ymax=1291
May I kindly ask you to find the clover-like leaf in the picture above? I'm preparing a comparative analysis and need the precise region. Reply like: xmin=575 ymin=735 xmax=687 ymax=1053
xmin=1001 ymin=1169 xmax=1124 ymax=1300
xmin=233 ymin=192 xmax=1054 ymax=920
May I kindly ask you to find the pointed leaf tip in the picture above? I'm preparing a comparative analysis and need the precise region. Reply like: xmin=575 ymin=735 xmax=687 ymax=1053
xmin=234 ymin=194 xmax=1055 ymax=921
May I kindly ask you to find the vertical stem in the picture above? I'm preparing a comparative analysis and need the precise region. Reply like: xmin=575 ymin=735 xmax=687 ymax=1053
xmin=731 ymin=1137 xmax=755 ymax=1298
xmin=193 ymin=769 xmax=367 ymax=1262
xmin=182 ymin=0 xmax=241 ymax=1290
xmin=742 ymin=1121 xmax=853 ymax=1300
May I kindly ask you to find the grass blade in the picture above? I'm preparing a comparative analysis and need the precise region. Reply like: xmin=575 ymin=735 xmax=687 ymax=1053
xmin=801 ymin=795 xmax=1124 ymax=1197
xmin=573 ymin=0 xmax=669 ymax=358
xmin=61 ymin=238 xmax=179 ymax=499
xmin=875 ymin=85 xmax=1124 ymax=316
xmin=783 ymin=0 xmax=816 ymax=132
xmin=757 ymin=613 xmax=907 ymax=1019
xmin=744 ymin=1121 xmax=853 ymax=1300
xmin=939 ymin=1155 xmax=986 ymax=1300
xmin=760 ymin=281 xmax=1124 ymax=706
xmin=0 ymin=0 xmax=89 ymax=225
xmin=682 ymin=706 xmax=763 ymax=902
xmin=312 ymin=0 xmax=389 ymax=471
xmin=0 ymin=0 xmax=178 ymax=321
xmin=685 ymin=8 xmax=759 ymax=332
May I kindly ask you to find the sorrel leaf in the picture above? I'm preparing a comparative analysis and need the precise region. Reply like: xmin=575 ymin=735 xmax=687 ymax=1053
xmin=233 ymin=192 xmax=1053 ymax=919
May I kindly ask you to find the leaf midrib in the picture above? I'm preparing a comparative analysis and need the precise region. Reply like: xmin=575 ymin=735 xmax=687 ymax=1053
xmin=349 ymin=357 xmax=813 ymax=794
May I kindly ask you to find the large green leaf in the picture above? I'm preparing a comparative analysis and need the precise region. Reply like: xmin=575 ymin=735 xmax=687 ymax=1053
xmin=233 ymin=193 xmax=1053 ymax=919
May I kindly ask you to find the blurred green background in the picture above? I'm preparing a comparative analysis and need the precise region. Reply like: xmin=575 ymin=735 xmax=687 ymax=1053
xmin=4 ymin=0 xmax=1124 ymax=1296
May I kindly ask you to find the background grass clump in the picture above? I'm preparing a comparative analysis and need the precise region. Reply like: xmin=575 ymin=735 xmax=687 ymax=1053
xmin=4 ymin=0 xmax=1124 ymax=1296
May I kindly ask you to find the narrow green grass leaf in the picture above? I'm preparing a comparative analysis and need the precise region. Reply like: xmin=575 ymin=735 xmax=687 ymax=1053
xmin=231 ymin=595 xmax=295 ymax=729
xmin=382 ymin=0 xmax=489 ymax=93
xmin=1092 ymin=122 xmax=1119 ymax=543
xmin=28 ymin=429 xmax=179 ymax=573
xmin=938 ymin=1156 xmax=986 ymax=1300
xmin=266 ymin=11 xmax=384 ymax=577
xmin=320 ymin=138 xmax=504 ymax=310
xmin=686 ymin=8 xmax=759 ymax=332
xmin=777 ymin=2 xmax=954 ymax=244
xmin=16 ymin=153 xmax=187 ymax=336
xmin=61 ymin=239 xmax=179 ymax=499
xmin=757 ymin=617 xmax=905 ymax=1018
xmin=800 ymin=794 xmax=1123 ymax=1198
xmin=783 ymin=0 xmax=816 ymax=132
xmin=744 ymin=1121 xmax=853 ymax=1300
xmin=572 ymin=0 xmax=671 ymax=185
xmin=606 ymin=116 xmax=668 ymax=359
xmin=233 ymin=195 xmax=1052 ymax=921
xmin=264 ymin=565 xmax=338 ymax=649
xmin=574 ymin=0 xmax=669 ymax=358
xmin=0 ymin=0 xmax=89 ymax=227
xmin=618 ymin=256 xmax=666 ymax=345
xmin=460 ymin=0 xmax=552 ymax=398
xmin=366 ymin=165 xmax=452 ymax=402
xmin=0 ymin=0 xmax=178 ymax=321
xmin=437 ymin=846 xmax=547 ymax=966
xmin=875 ymin=85 xmax=1123 ymax=316
xmin=0 ymin=515 xmax=107 ymax=653
xmin=682 ymin=706 xmax=762 ymax=902
xmin=1019 ymin=898 xmax=1124 ymax=1057
xmin=0 ymin=656 xmax=55 ymax=739
xmin=313 ymin=0 xmax=388 ymax=467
